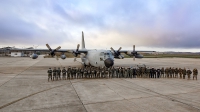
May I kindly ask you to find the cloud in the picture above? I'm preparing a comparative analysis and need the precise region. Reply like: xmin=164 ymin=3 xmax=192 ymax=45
xmin=0 ymin=0 xmax=200 ymax=51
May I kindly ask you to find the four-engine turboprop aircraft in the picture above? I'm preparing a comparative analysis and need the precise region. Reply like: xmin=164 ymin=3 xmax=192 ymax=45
xmin=11 ymin=32 xmax=155 ymax=68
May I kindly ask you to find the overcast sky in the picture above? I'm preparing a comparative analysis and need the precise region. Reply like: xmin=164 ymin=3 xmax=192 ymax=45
xmin=0 ymin=0 xmax=200 ymax=52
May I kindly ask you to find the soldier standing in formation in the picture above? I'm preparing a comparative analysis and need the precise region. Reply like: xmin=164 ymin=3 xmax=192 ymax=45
xmin=193 ymin=68 xmax=198 ymax=80
xmin=182 ymin=68 xmax=186 ymax=79
xmin=57 ymin=67 xmax=61 ymax=80
xmin=53 ymin=67 xmax=57 ymax=81
xmin=62 ymin=67 xmax=67 ymax=80
xmin=186 ymin=68 xmax=192 ymax=80
xmin=47 ymin=68 xmax=52 ymax=81
xmin=47 ymin=66 xmax=198 ymax=81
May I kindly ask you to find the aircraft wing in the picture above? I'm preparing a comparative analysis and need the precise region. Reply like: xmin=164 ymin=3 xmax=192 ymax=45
xmin=10 ymin=49 xmax=88 ymax=53
xmin=118 ymin=50 xmax=155 ymax=53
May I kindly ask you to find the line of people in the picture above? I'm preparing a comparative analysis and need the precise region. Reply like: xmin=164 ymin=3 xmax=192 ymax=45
xmin=47 ymin=66 xmax=198 ymax=81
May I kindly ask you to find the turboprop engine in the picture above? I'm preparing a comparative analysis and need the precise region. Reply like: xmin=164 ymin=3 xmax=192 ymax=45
xmin=126 ymin=45 xmax=143 ymax=60
xmin=31 ymin=54 xmax=38 ymax=59
xmin=61 ymin=54 xmax=66 ymax=59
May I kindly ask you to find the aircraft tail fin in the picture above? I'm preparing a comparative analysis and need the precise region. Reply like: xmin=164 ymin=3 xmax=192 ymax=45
xmin=82 ymin=31 xmax=86 ymax=49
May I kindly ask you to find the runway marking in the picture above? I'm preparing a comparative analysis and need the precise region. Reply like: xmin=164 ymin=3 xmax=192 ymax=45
xmin=0 ymin=84 xmax=66 ymax=110
xmin=0 ymin=59 xmax=42 ymax=87
xmin=70 ymin=80 xmax=88 ymax=112
xmin=122 ymin=79 xmax=200 ymax=110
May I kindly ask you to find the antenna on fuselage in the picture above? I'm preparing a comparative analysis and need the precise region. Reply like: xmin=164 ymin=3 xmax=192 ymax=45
xmin=82 ymin=31 xmax=85 ymax=49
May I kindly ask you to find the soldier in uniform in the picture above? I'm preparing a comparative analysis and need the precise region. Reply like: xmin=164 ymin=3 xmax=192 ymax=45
xmin=164 ymin=67 xmax=168 ymax=78
xmin=91 ymin=67 xmax=95 ymax=78
xmin=120 ymin=67 xmax=124 ymax=78
xmin=161 ymin=67 xmax=165 ymax=78
xmin=182 ymin=68 xmax=186 ymax=79
xmin=53 ymin=67 xmax=57 ymax=81
xmin=157 ymin=68 xmax=161 ymax=78
xmin=111 ymin=66 xmax=115 ymax=78
xmin=76 ymin=68 xmax=81 ymax=79
xmin=108 ymin=67 xmax=112 ymax=78
xmin=127 ymin=67 xmax=131 ymax=78
xmin=47 ymin=68 xmax=52 ymax=81
xmin=116 ymin=67 xmax=120 ymax=78
xmin=133 ymin=67 xmax=136 ymax=78
xmin=169 ymin=67 xmax=172 ymax=78
xmin=80 ymin=68 xmax=84 ymax=78
xmin=83 ymin=67 xmax=88 ymax=78
xmin=96 ymin=67 xmax=101 ymax=78
xmin=57 ymin=67 xmax=61 ymax=80
xmin=67 ymin=66 xmax=71 ymax=80
xmin=193 ymin=68 xmax=198 ymax=80
xmin=186 ymin=68 xmax=192 ymax=80
xmin=141 ymin=66 xmax=146 ymax=78
xmin=174 ymin=68 xmax=179 ymax=78
xmin=62 ymin=67 xmax=67 ymax=80
xmin=179 ymin=68 xmax=183 ymax=79
xmin=130 ymin=67 xmax=133 ymax=78
xmin=136 ymin=67 xmax=140 ymax=78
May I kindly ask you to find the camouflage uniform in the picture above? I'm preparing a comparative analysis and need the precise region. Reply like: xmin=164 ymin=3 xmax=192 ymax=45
xmin=136 ymin=68 xmax=140 ymax=78
xmin=174 ymin=68 xmax=179 ymax=78
xmin=141 ymin=67 xmax=146 ymax=78
xmin=157 ymin=68 xmax=161 ymax=78
xmin=116 ymin=67 xmax=120 ymax=78
xmin=193 ymin=68 xmax=198 ymax=80
xmin=47 ymin=68 xmax=52 ymax=81
xmin=96 ymin=67 xmax=101 ymax=78
xmin=62 ymin=67 xmax=67 ymax=80
xmin=161 ymin=67 xmax=165 ymax=78
xmin=80 ymin=68 xmax=84 ymax=78
xmin=130 ymin=67 xmax=133 ymax=78
xmin=127 ymin=68 xmax=131 ymax=78
xmin=101 ymin=67 xmax=105 ymax=78
xmin=146 ymin=67 xmax=150 ymax=78
xmin=179 ymin=68 xmax=183 ymax=79
xmin=91 ymin=68 xmax=95 ymax=78
xmin=165 ymin=68 xmax=168 ymax=78
xmin=186 ymin=69 xmax=192 ymax=80
xmin=67 ymin=66 xmax=71 ymax=80
xmin=83 ymin=68 xmax=88 ymax=78
xmin=111 ymin=67 xmax=115 ymax=78
xmin=109 ymin=67 xmax=112 ymax=78
xmin=76 ymin=68 xmax=81 ymax=79
xmin=57 ymin=67 xmax=61 ymax=80
xmin=182 ymin=68 xmax=186 ymax=79
xmin=53 ymin=67 xmax=57 ymax=81
xmin=169 ymin=67 xmax=172 ymax=78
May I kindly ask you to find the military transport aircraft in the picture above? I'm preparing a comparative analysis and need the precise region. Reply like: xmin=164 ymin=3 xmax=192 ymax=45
xmin=11 ymin=32 xmax=155 ymax=68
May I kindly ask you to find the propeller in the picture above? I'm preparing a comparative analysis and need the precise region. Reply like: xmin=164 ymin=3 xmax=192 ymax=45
xmin=131 ymin=45 xmax=136 ymax=60
xmin=46 ymin=44 xmax=61 ymax=57
xmin=72 ymin=44 xmax=80 ymax=62
xmin=110 ymin=47 xmax=123 ymax=59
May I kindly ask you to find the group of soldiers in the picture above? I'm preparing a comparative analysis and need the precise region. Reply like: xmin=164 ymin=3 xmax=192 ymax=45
xmin=47 ymin=66 xmax=198 ymax=81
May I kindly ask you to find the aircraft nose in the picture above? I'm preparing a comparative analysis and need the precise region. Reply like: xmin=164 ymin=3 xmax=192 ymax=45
xmin=104 ymin=58 xmax=114 ymax=68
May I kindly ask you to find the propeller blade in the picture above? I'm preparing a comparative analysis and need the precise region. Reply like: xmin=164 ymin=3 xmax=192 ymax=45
xmin=76 ymin=44 xmax=80 ymax=51
xmin=110 ymin=47 xmax=116 ymax=54
xmin=55 ymin=46 xmax=61 ymax=51
xmin=133 ymin=45 xmax=135 ymax=52
xmin=133 ymin=56 xmax=135 ymax=61
xmin=117 ymin=47 xmax=122 ymax=52
xmin=46 ymin=44 xmax=52 ymax=51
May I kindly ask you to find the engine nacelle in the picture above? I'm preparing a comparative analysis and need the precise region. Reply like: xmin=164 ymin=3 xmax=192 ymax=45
xmin=61 ymin=54 xmax=66 ymax=60
xmin=31 ymin=54 xmax=38 ymax=59
xmin=135 ymin=54 xmax=143 ymax=58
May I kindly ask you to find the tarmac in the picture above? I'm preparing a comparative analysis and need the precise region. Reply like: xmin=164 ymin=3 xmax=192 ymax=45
xmin=0 ymin=56 xmax=200 ymax=112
